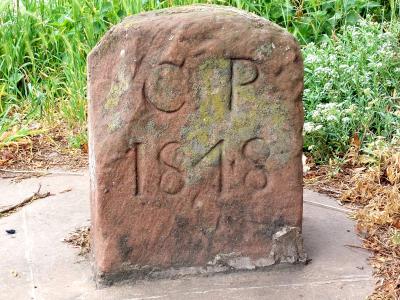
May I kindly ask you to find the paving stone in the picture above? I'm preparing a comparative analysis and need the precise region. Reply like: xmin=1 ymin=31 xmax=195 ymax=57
xmin=0 ymin=174 xmax=374 ymax=299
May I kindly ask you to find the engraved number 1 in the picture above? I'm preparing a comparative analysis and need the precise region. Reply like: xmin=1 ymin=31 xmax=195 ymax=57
xmin=133 ymin=143 xmax=141 ymax=196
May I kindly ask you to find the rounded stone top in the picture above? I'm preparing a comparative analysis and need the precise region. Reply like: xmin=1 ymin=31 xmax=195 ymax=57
xmin=89 ymin=4 xmax=297 ymax=62
xmin=120 ymin=4 xmax=280 ymax=28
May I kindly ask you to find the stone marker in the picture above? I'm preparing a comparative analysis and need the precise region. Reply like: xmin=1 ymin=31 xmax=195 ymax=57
xmin=88 ymin=4 xmax=305 ymax=285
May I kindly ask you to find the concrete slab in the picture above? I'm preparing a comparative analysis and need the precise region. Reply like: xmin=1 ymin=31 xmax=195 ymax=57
xmin=0 ymin=178 xmax=39 ymax=211
xmin=0 ymin=172 xmax=374 ymax=300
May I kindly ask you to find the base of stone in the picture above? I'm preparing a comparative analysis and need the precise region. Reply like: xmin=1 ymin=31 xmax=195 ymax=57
xmin=94 ymin=226 xmax=307 ymax=286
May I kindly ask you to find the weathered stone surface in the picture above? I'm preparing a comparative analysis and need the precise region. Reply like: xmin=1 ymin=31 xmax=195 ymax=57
xmin=88 ymin=4 xmax=304 ymax=284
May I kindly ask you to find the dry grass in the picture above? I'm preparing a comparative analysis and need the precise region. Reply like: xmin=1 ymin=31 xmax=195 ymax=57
xmin=305 ymin=139 xmax=400 ymax=299
xmin=63 ymin=226 xmax=91 ymax=256
xmin=341 ymin=142 xmax=400 ymax=299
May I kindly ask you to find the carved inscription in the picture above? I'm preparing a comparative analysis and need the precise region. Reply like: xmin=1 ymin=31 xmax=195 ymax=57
xmin=137 ymin=58 xmax=269 ymax=195
xmin=193 ymin=139 xmax=224 ymax=193
xmin=145 ymin=58 xmax=258 ymax=114
xmin=159 ymin=142 xmax=185 ymax=194
xmin=231 ymin=60 xmax=258 ymax=110
xmin=242 ymin=138 xmax=269 ymax=190
xmin=134 ymin=137 xmax=269 ymax=195
xmin=132 ymin=143 xmax=142 ymax=196
xmin=144 ymin=63 xmax=187 ymax=112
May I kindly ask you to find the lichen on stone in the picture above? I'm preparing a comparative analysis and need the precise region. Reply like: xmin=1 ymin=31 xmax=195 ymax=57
xmin=180 ymin=57 xmax=293 ymax=184
xmin=255 ymin=42 xmax=275 ymax=60
xmin=108 ymin=114 xmax=122 ymax=132
xmin=104 ymin=56 xmax=130 ymax=111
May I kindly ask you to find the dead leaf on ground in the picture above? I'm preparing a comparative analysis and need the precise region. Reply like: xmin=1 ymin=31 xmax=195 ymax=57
xmin=64 ymin=226 xmax=90 ymax=256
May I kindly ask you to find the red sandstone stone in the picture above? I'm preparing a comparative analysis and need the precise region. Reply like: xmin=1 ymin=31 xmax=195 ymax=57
xmin=88 ymin=5 xmax=305 ymax=284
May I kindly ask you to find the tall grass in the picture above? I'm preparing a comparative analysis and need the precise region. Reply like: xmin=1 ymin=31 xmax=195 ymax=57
xmin=0 ymin=0 xmax=399 ymax=149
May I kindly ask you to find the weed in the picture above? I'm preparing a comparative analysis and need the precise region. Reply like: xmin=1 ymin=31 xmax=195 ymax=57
xmin=0 ymin=1 xmax=398 ymax=151
xmin=303 ymin=18 xmax=400 ymax=162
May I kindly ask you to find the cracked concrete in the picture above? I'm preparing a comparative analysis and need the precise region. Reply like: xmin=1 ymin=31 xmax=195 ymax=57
xmin=0 ymin=171 xmax=374 ymax=300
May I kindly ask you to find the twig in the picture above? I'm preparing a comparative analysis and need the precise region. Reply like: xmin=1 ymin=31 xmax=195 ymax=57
xmin=0 ymin=168 xmax=84 ymax=176
xmin=59 ymin=188 xmax=72 ymax=194
xmin=344 ymin=244 xmax=367 ymax=250
xmin=0 ymin=184 xmax=53 ymax=216
xmin=317 ymin=186 xmax=341 ymax=195
xmin=304 ymin=199 xmax=354 ymax=213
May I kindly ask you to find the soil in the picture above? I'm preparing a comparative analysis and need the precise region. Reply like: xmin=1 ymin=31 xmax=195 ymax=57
xmin=0 ymin=126 xmax=88 ymax=178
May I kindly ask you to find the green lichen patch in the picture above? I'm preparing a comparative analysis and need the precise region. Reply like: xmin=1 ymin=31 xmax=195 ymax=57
xmin=255 ymin=42 xmax=275 ymax=60
xmin=104 ymin=56 xmax=131 ymax=133
xmin=180 ymin=58 xmax=294 ymax=184
xmin=104 ymin=64 xmax=129 ymax=111
xmin=105 ymin=85 xmax=122 ymax=110
xmin=181 ymin=58 xmax=232 ymax=170
xmin=108 ymin=113 xmax=122 ymax=132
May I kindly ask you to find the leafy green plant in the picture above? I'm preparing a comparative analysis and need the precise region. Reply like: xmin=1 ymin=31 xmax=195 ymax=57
xmin=68 ymin=131 xmax=88 ymax=149
xmin=0 ymin=0 xmax=398 ymax=150
xmin=303 ymin=18 xmax=400 ymax=162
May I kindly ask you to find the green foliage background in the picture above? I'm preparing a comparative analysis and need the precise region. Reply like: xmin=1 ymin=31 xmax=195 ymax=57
xmin=303 ymin=19 xmax=399 ymax=162
xmin=0 ymin=0 xmax=399 ymax=161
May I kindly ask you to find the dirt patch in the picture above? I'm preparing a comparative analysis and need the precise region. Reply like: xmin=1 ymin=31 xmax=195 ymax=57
xmin=0 ymin=126 xmax=88 ymax=175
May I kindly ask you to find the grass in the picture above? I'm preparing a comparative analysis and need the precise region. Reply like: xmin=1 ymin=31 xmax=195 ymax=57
xmin=0 ymin=0 xmax=399 ymax=151
xmin=1 ymin=1 xmax=399 ymax=298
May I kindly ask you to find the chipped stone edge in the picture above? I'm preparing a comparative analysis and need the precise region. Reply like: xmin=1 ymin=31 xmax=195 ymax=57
xmin=93 ymin=226 xmax=307 ymax=287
